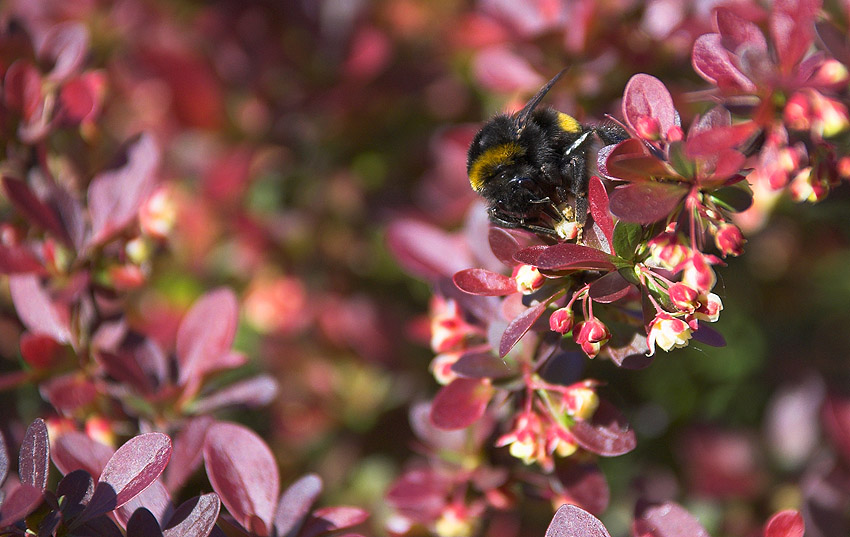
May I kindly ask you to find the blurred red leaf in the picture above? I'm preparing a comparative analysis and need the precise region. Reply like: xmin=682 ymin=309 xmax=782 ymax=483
xmin=19 ymin=333 xmax=62 ymax=369
xmin=500 ymin=299 xmax=551 ymax=357
xmin=40 ymin=22 xmax=89 ymax=82
xmin=163 ymin=493 xmax=220 ymax=537
xmin=275 ymin=474 xmax=322 ymax=537
xmin=622 ymin=74 xmax=677 ymax=136
xmin=176 ymin=288 xmax=238 ymax=387
xmin=488 ymin=227 xmax=522 ymax=267
xmin=451 ymin=349 xmax=514 ymax=379
xmin=604 ymin=139 xmax=671 ymax=182
xmin=633 ymin=502 xmax=709 ymax=537
xmin=52 ymin=432 xmax=114 ymax=478
xmin=588 ymin=272 xmax=631 ymax=303
xmin=822 ymin=395 xmax=850 ymax=464
xmin=39 ymin=373 xmax=97 ymax=413
xmin=0 ymin=484 xmax=43 ymax=528
xmin=472 ymin=46 xmax=544 ymax=93
xmin=0 ymin=243 xmax=43 ymax=274
xmin=571 ymin=399 xmax=636 ymax=456
xmin=59 ymin=71 xmax=106 ymax=125
xmin=204 ymin=422 xmax=279 ymax=532
xmin=19 ymin=419 xmax=49 ymax=491
xmin=3 ymin=60 xmax=40 ymax=119
xmin=685 ymin=122 xmax=758 ymax=157
xmin=386 ymin=468 xmax=450 ymax=520
xmin=691 ymin=323 xmax=727 ymax=347
xmin=166 ymin=417 xmax=215 ymax=493
xmin=588 ymin=176 xmax=613 ymax=247
xmin=544 ymin=504 xmax=611 ymax=537
xmin=609 ymin=183 xmax=687 ymax=224
xmin=430 ymin=378 xmax=493 ymax=430
xmin=556 ymin=461 xmax=610 ymax=515
xmin=2 ymin=176 xmax=70 ymax=244
xmin=770 ymin=0 xmax=819 ymax=74
xmin=764 ymin=509 xmax=805 ymax=537
xmin=300 ymin=507 xmax=370 ymax=537
xmin=0 ymin=431 xmax=7 ymax=487
xmin=387 ymin=219 xmax=474 ymax=282
xmin=453 ymin=268 xmax=516 ymax=296
xmin=190 ymin=375 xmax=278 ymax=414
xmin=716 ymin=8 xmax=767 ymax=53
xmin=692 ymin=33 xmax=756 ymax=91
xmin=88 ymin=133 xmax=161 ymax=246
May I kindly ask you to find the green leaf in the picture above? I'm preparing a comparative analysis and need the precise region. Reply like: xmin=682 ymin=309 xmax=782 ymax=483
xmin=668 ymin=140 xmax=696 ymax=179
xmin=710 ymin=183 xmax=754 ymax=212
xmin=612 ymin=221 xmax=643 ymax=260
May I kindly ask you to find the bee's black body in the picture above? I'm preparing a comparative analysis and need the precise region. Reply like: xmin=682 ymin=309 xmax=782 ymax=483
xmin=467 ymin=70 xmax=627 ymax=239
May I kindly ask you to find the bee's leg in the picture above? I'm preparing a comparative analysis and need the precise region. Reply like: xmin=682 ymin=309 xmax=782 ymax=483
xmin=594 ymin=122 xmax=629 ymax=145
xmin=564 ymin=154 xmax=589 ymax=225
xmin=488 ymin=207 xmax=560 ymax=238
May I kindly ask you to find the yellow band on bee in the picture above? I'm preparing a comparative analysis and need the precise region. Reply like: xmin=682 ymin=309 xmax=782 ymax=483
xmin=557 ymin=112 xmax=581 ymax=133
xmin=468 ymin=142 xmax=525 ymax=191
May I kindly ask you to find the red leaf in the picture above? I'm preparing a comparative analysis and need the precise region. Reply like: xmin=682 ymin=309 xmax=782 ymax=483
xmin=453 ymin=268 xmax=516 ymax=296
xmin=451 ymin=350 xmax=515 ymax=379
xmin=0 ymin=431 xmax=7 ymax=487
xmin=488 ymin=227 xmax=522 ymax=267
xmin=20 ymin=333 xmax=62 ymax=369
xmin=609 ymin=183 xmax=687 ymax=224
xmin=0 ymin=484 xmax=43 ymax=528
xmin=685 ymin=122 xmax=758 ymax=157
xmin=190 ymin=375 xmax=278 ymax=414
xmin=472 ymin=46 xmax=544 ymax=93
xmin=275 ymin=474 xmax=323 ymax=537
xmin=0 ymin=243 xmax=43 ymax=274
xmin=386 ymin=219 xmax=474 ymax=281
xmin=59 ymin=71 xmax=106 ymax=125
xmin=430 ymin=378 xmax=493 ymax=430
xmin=2 ymin=176 xmax=70 ymax=244
xmin=40 ymin=22 xmax=89 ymax=82
xmin=19 ymin=419 xmax=49 ymax=491
xmin=8 ymin=275 xmax=71 ymax=343
xmin=764 ymin=509 xmax=804 ymax=537
xmin=604 ymin=333 xmax=653 ymax=369
xmin=588 ymin=272 xmax=631 ymax=303
xmin=163 ymin=493 xmax=221 ymax=537
xmin=176 ymin=288 xmax=239 ymax=387
xmin=531 ymin=243 xmax=614 ymax=271
xmin=588 ymin=176 xmax=613 ymax=247
xmin=88 ymin=133 xmax=161 ymax=246
xmin=204 ymin=422 xmax=279 ymax=531
xmin=116 ymin=480 xmax=173 ymax=528
xmin=52 ymin=432 xmax=114 ymax=478
xmin=692 ymin=34 xmax=756 ymax=91
xmin=99 ymin=433 xmax=172 ymax=509
xmin=622 ymin=74 xmax=677 ymax=136
xmin=770 ymin=0 xmax=819 ymax=73
xmin=544 ymin=504 xmax=611 ymax=537
xmin=4 ymin=61 xmax=41 ymax=119
xmin=822 ymin=395 xmax=850 ymax=464
xmin=633 ymin=502 xmax=709 ymax=537
xmin=39 ymin=373 xmax=97 ymax=413
xmin=604 ymin=139 xmax=671 ymax=182
xmin=716 ymin=8 xmax=767 ymax=53
xmin=556 ymin=461 xmax=610 ymax=515
xmin=571 ymin=399 xmax=636 ymax=456
xmin=300 ymin=507 xmax=370 ymax=537
xmin=499 ymin=299 xmax=551 ymax=357
xmin=165 ymin=417 xmax=215 ymax=493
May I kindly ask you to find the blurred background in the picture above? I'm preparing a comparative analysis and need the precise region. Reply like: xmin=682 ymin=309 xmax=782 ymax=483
xmin=1 ymin=0 xmax=850 ymax=536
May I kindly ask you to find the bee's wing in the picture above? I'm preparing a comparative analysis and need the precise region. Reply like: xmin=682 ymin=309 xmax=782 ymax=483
xmin=514 ymin=68 xmax=569 ymax=131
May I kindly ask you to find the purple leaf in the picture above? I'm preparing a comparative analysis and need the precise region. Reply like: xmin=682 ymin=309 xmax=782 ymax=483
xmin=604 ymin=333 xmax=653 ymax=369
xmin=20 ymin=333 xmax=63 ymax=370
xmin=604 ymin=139 xmax=672 ymax=182
xmin=0 ymin=484 xmax=43 ymax=528
xmin=52 ymin=432 xmax=114 ymax=478
xmin=555 ymin=461 xmax=610 ymax=515
xmin=126 ymin=508 xmax=164 ymax=537
xmin=2 ymin=176 xmax=70 ymax=244
xmin=39 ymin=373 xmax=97 ymax=413
xmin=451 ymin=349 xmax=514 ymax=379
xmin=531 ymin=243 xmax=614 ymax=271
xmin=299 ymin=506 xmax=370 ymax=537
xmin=191 ymin=375 xmax=278 ymax=414
xmin=488 ymin=227 xmax=522 ymax=267
xmin=764 ymin=510 xmax=805 ymax=537
xmin=633 ymin=502 xmax=709 ymax=537
xmin=588 ymin=272 xmax=631 ymax=303
xmin=99 ymin=433 xmax=172 ymax=509
xmin=8 ymin=274 xmax=71 ymax=343
xmin=203 ymin=422 xmax=280 ymax=532
xmin=499 ymin=299 xmax=551 ymax=357
xmin=816 ymin=21 xmax=850 ymax=66
xmin=770 ymin=0 xmax=819 ymax=74
xmin=78 ymin=517 xmax=125 ymax=537
xmin=40 ymin=22 xmax=89 ymax=82
xmin=386 ymin=219 xmax=474 ymax=282
xmin=691 ymin=323 xmax=726 ymax=347
xmin=692 ymin=34 xmax=756 ymax=91
xmin=430 ymin=378 xmax=494 ymax=430
xmin=163 ymin=493 xmax=221 ymax=537
xmin=622 ymin=74 xmax=677 ymax=136
xmin=472 ymin=46 xmax=544 ymax=93
xmin=588 ymin=176 xmax=613 ymax=247
xmin=408 ymin=402 xmax=469 ymax=454
xmin=453 ymin=268 xmax=516 ymax=296
xmin=19 ymin=418 xmax=49 ymax=491
xmin=166 ymin=417 xmax=215 ymax=493
xmin=684 ymin=122 xmax=758 ymax=158
xmin=571 ymin=399 xmax=637 ymax=456
xmin=88 ymin=133 xmax=161 ymax=246
xmin=544 ymin=504 xmax=611 ymax=537
xmin=57 ymin=470 xmax=94 ymax=520
xmin=715 ymin=8 xmax=767 ymax=53
xmin=0 ymin=432 xmax=7 ymax=487
xmin=176 ymin=288 xmax=239 ymax=387
xmin=275 ymin=474 xmax=323 ymax=537
xmin=0 ymin=243 xmax=43 ymax=274
xmin=385 ymin=468 xmax=451 ymax=520
xmin=116 ymin=479 xmax=173 ymax=528
xmin=609 ymin=183 xmax=687 ymax=224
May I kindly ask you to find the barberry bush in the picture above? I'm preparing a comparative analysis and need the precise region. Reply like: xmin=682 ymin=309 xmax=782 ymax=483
xmin=0 ymin=0 xmax=849 ymax=536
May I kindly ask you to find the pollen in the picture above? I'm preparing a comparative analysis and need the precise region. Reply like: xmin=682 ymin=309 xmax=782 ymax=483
xmin=468 ymin=142 xmax=524 ymax=191
xmin=557 ymin=112 xmax=581 ymax=133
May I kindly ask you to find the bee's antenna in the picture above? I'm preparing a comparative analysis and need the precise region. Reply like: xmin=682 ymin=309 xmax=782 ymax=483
xmin=514 ymin=67 xmax=569 ymax=132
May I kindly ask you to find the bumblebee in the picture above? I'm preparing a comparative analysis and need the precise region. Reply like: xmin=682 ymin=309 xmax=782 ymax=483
xmin=467 ymin=69 xmax=627 ymax=239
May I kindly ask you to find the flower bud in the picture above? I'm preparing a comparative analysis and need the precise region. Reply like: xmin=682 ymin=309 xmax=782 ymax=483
xmin=647 ymin=233 xmax=688 ymax=269
xmin=789 ymin=167 xmax=829 ymax=203
xmin=566 ymin=385 xmax=599 ymax=420
xmin=812 ymin=58 xmax=850 ymax=86
xmin=647 ymin=312 xmax=693 ymax=354
xmin=513 ymin=264 xmax=545 ymax=295
xmin=813 ymin=93 xmax=850 ymax=138
xmin=85 ymin=416 xmax=116 ymax=447
xmin=668 ymin=282 xmax=699 ymax=313
xmin=549 ymin=307 xmax=574 ymax=334
xmin=666 ymin=125 xmax=684 ymax=142
xmin=434 ymin=503 xmax=478 ymax=537
xmin=783 ymin=92 xmax=811 ymax=131
xmin=573 ymin=318 xmax=611 ymax=358
xmin=139 ymin=185 xmax=177 ymax=239
xmin=680 ymin=253 xmax=716 ymax=292
xmin=430 ymin=351 xmax=461 ymax=385
xmin=714 ymin=223 xmax=745 ymax=257
xmin=546 ymin=425 xmax=578 ymax=458
xmin=694 ymin=292 xmax=723 ymax=323
xmin=635 ymin=115 xmax=662 ymax=141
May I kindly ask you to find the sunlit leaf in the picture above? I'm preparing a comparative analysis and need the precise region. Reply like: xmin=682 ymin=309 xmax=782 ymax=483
xmin=430 ymin=378 xmax=493 ymax=430
xmin=571 ymin=399 xmax=636 ymax=456
xmin=544 ymin=504 xmax=611 ymax=537
xmin=453 ymin=268 xmax=516 ymax=296
xmin=609 ymin=183 xmax=686 ymax=224
xmin=19 ymin=418 xmax=49 ymax=491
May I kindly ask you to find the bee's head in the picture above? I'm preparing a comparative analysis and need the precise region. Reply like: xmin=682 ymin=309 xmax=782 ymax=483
xmin=467 ymin=116 xmax=526 ymax=193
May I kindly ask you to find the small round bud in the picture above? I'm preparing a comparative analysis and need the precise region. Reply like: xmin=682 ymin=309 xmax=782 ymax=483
xmin=513 ymin=264 xmax=545 ymax=295
xmin=714 ymin=223 xmax=745 ymax=257
xmin=668 ymin=282 xmax=699 ymax=313
xmin=573 ymin=318 xmax=611 ymax=358
xmin=549 ymin=307 xmax=574 ymax=335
